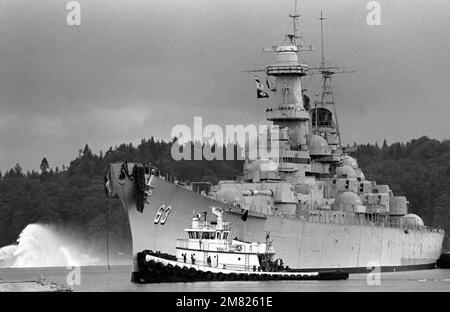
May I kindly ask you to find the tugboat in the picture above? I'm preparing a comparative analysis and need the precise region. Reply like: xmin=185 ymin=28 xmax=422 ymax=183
xmin=136 ymin=207 xmax=349 ymax=283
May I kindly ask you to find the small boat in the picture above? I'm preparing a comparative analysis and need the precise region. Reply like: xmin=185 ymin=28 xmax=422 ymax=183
xmin=0 ymin=277 xmax=73 ymax=292
xmin=136 ymin=207 xmax=349 ymax=283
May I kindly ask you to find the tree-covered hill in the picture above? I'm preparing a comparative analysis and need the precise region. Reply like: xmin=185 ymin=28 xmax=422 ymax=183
xmin=354 ymin=136 xmax=450 ymax=238
xmin=0 ymin=138 xmax=243 ymax=254
xmin=0 ymin=136 xmax=449 ymax=254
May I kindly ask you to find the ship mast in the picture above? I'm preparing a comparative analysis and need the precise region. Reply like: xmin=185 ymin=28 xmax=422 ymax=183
xmin=243 ymin=1 xmax=314 ymax=181
xmin=288 ymin=0 xmax=300 ymax=45
xmin=319 ymin=11 xmax=326 ymax=69
xmin=311 ymin=11 xmax=354 ymax=148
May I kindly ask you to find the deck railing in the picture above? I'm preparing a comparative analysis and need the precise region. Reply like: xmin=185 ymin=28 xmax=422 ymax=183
xmin=176 ymin=239 xmax=232 ymax=252
xmin=195 ymin=221 xmax=230 ymax=230
xmin=175 ymin=257 xmax=253 ymax=272
xmin=294 ymin=210 xmax=443 ymax=234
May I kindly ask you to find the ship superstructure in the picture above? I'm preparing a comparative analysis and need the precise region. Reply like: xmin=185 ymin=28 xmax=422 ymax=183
xmin=104 ymin=5 xmax=444 ymax=282
xmin=210 ymin=9 xmax=415 ymax=227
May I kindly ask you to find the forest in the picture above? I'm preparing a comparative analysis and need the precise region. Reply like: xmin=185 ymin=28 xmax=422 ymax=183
xmin=0 ymin=135 xmax=449 ymax=256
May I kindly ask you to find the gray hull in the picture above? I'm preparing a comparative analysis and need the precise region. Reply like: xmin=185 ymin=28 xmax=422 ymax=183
xmin=121 ymin=176 xmax=444 ymax=279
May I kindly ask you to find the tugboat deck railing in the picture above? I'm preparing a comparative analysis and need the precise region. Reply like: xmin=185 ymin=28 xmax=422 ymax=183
xmin=195 ymin=221 xmax=230 ymax=230
xmin=175 ymin=257 xmax=251 ymax=271
xmin=176 ymin=239 xmax=270 ymax=254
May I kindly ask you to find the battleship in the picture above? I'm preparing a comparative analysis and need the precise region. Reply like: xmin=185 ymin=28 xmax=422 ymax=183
xmin=104 ymin=6 xmax=445 ymax=282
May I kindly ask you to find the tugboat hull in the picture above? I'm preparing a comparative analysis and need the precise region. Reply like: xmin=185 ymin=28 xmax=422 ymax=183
xmin=135 ymin=251 xmax=349 ymax=283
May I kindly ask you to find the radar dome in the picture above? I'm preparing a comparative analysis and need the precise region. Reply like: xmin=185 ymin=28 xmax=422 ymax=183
xmin=309 ymin=135 xmax=331 ymax=155
xmin=356 ymin=170 xmax=365 ymax=181
xmin=402 ymin=214 xmax=424 ymax=227
xmin=341 ymin=156 xmax=358 ymax=169
xmin=331 ymin=191 xmax=362 ymax=212
xmin=335 ymin=165 xmax=357 ymax=178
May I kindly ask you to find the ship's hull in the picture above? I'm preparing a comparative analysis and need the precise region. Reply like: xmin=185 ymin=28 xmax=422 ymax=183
xmin=121 ymin=176 xmax=444 ymax=281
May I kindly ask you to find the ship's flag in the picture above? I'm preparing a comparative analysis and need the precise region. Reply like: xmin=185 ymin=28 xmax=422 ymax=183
xmin=255 ymin=76 xmax=269 ymax=98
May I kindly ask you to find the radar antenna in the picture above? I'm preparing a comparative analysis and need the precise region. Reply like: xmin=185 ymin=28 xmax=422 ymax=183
xmin=319 ymin=11 xmax=326 ymax=69
xmin=309 ymin=11 xmax=355 ymax=146
xmin=262 ymin=0 xmax=313 ymax=53
xmin=288 ymin=0 xmax=301 ymax=45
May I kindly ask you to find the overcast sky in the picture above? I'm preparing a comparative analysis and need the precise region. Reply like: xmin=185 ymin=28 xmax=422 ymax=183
xmin=1 ymin=0 xmax=449 ymax=172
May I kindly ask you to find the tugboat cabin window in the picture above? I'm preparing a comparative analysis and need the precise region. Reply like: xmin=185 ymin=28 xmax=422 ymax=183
xmin=202 ymin=232 xmax=215 ymax=239
xmin=223 ymin=232 xmax=229 ymax=239
xmin=216 ymin=232 xmax=221 ymax=239
xmin=188 ymin=231 xmax=216 ymax=239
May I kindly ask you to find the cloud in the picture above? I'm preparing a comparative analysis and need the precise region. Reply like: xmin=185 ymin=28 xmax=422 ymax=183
xmin=0 ymin=0 xmax=449 ymax=171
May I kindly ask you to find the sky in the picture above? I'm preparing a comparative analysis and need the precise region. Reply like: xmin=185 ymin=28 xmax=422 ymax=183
xmin=0 ymin=0 xmax=449 ymax=172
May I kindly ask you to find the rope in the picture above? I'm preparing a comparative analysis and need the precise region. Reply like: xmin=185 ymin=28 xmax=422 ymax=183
xmin=133 ymin=165 xmax=147 ymax=213
xmin=104 ymin=165 xmax=111 ymax=270
xmin=106 ymin=196 xmax=111 ymax=270
xmin=109 ymin=162 xmax=147 ymax=213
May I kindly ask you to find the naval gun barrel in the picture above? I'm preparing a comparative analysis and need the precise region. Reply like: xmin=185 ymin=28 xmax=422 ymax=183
xmin=241 ymin=190 xmax=274 ymax=197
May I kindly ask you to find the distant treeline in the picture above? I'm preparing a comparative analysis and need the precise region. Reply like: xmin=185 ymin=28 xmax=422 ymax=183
xmin=0 ymin=136 xmax=449 ymax=252
xmin=0 ymin=138 xmax=242 ymax=254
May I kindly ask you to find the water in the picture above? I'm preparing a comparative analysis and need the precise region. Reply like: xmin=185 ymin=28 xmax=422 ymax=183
xmin=1 ymin=223 xmax=449 ymax=291
xmin=0 ymin=224 xmax=101 ymax=267
xmin=1 ymin=265 xmax=449 ymax=291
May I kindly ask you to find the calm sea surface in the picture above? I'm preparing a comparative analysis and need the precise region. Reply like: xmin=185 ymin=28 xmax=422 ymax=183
xmin=1 ymin=265 xmax=450 ymax=292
